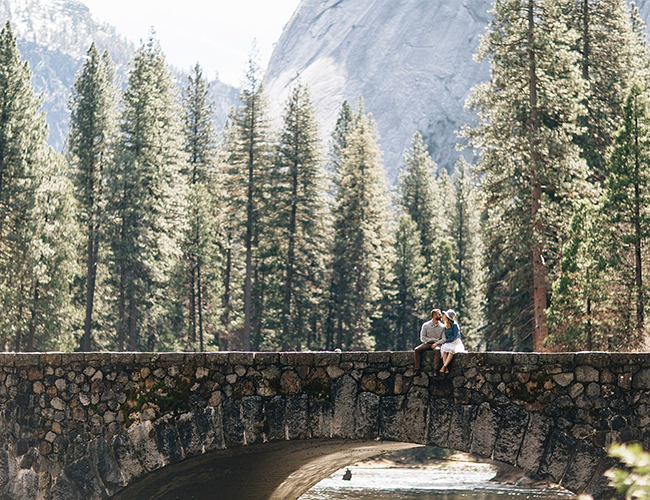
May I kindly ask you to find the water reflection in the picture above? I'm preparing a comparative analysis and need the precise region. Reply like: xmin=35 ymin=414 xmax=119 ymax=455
xmin=300 ymin=462 xmax=575 ymax=500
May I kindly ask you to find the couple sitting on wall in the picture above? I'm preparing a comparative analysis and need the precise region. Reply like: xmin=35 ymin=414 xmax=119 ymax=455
xmin=413 ymin=308 xmax=465 ymax=376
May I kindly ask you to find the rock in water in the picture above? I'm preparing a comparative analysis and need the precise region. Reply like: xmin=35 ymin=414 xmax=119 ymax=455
xmin=343 ymin=468 xmax=352 ymax=481
xmin=264 ymin=0 xmax=492 ymax=182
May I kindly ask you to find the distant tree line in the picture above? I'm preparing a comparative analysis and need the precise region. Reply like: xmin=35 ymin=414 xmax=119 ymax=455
xmin=4 ymin=0 xmax=647 ymax=355
xmin=0 ymin=20 xmax=482 ymax=352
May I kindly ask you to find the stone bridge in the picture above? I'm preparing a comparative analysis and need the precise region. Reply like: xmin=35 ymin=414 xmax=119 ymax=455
xmin=0 ymin=351 xmax=648 ymax=499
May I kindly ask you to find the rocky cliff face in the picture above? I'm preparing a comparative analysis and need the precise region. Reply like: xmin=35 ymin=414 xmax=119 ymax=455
xmin=0 ymin=0 xmax=237 ymax=150
xmin=264 ymin=0 xmax=650 ymax=182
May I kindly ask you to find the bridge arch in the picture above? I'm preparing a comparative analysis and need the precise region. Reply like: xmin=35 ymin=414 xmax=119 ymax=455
xmin=0 ymin=351 xmax=645 ymax=499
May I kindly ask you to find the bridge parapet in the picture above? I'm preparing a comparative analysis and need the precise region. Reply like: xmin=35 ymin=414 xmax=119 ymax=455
xmin=0 ymin=351 xmax=648 ymax=499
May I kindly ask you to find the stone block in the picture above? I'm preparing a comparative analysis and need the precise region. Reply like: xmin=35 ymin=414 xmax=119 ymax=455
xmin=470 ymin=402 xmax=498 ymax=458
xmin=561 ymin=441 xmax=606 ymax=493
xmin=50 ymin=476 xmax=80 ymax=500
xmin=110 ymin=353 xmax=135 ymax=366
xmin=309 ymin=398 xmax=332 ymax=439
xmin=153 ymin=419 xmax=184 ymax=464
xmin=227 ymin=352 xmax=254 ymax=366
xmin=378 ymin=395 xmax=406 ymax=441
xmin=538 ymin=353 xmax=575 ymax=366
xmin=112 ymin=433 xmax=145 ymax=484
xmin=517 ymin=413 xmax=551 ymax=475
xmin=355 ymin=391 xmax=380 ymax=439
xmin=313 ymin=352 xmax=340 ymax=366
xmin=390 ymin=352 xmax=412 ymax=367
xmin=253 ymin=352 xmax=279 ymax=366
xmin=484 ymin=352 xmax=513 ymax=366
xmin=574 ymin=352 xmax=610 ymax=368
xmin=128 ymin=421 xmax=165 ymax=472
xmin=284 ymin=395 xmax=310 ymax=440
xmin=332 ymin=375 xmax=358 ymax=439
xmin=341 ymin=352 xmax=367 ymax=363
xmin=553 ymin=372 xmax=574 ymax=387
xmin=38 ymin=353 xmax=61 ymax=367
xmin=157 ymin=353 xmax=187 ymax=364
xmin=367 ymin=351 xmax=391 ymax=364
xmin=447 ymin=404 xmax=476 ymax=453
xmin=583 ymin=456 xmax=618 ymax=500
xmin=241 ymin=396 xmax=266 ymax=445
xmin=0 ymin=354 xmax=15 ymax=368
xmin=279 ymin=352 xmax=313 ymax=366
xmin=203 ymin=353 xmax=229 ymax=365
xmin=513 ymin=353 xmax=539 ymax=365
xmin=133 ymin=353 xmax=158 ymax=365
xmin=90 ymin=438 xmax=123 ymax=490
xmin=263 ymin=396 xmax=286 ymax=441
xmin=493 ymin=405 xmax=528 ymax=464
xmin=65 ymin=457 xmax=105 ymax=498
xmin=538 ymin=429 xmax=576 ymax=483
xmin=14 ymin=355 xmax=39 ymax=367
xmin=575 ymin=365 xmax=600 ymax=383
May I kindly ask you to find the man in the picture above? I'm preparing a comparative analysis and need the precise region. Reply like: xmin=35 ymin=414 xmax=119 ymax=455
xmin=413 ymin=308 xmax=445 ymax=375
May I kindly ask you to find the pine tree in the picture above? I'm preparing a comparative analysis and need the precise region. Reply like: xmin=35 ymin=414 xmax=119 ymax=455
xmin=399 ymin=132 xmax=442 ymax=272
xmin=450 ymin=157 xmax=484 ymax=346
xmin=106 ymin=36 xmax=187 ymax=351
xmin=181 ymin=63 xmax=222 ymax=352
xmin=273 ymin=82 xmax=328 ymax=350
xmin=603 ymin=84 xmax=650 ymax=345
xmin=223 ymin=53 xmax=273 ymax=349
xmin=547 ymin=200 xmax=611 ymax=350
xmin=465 ymin=0 xmax=589 ymax=350
xmin=574 ymin=0 xmax=639 ymax=182
xmin=0 ymin=22 xmax=79 ymax=351
xmin=68 ymin=43 xmax=118 ymax=351
xmin=390 ymin=214 xmax=427 ymax=351
xmin=330 ymin=110 xmax=392 ymax=350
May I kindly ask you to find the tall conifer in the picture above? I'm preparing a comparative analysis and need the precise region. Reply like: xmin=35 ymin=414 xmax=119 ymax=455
xmin=465 ymin=0 xmax=588 ymax=350
xmin=330 ymin=110 xmax=392 ymax=349
xmin=68 ymin=43 xmax=118 ymax=351
xmin=106 ymin=36 xmax=187 ymax=351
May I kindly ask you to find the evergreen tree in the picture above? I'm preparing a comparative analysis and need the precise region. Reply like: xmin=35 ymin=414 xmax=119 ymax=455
xmin=390 ymin=214 xmax=426 ymax=351
xmin=223 ymin=53 xmax=273 ymax=349
xmin=181 ymin=63 xmax=222 ymax=352
xmin=0 ymin=22 xmax=78 ymax=351
xmin=329 ymin=99 xmax=355 ymax=176
xmin=574 ymin=0 xmax=638 ymax=182
xmin=106 ymin=36 xmax=187 ymax=351
xmin=330 ymin=110 xmax=392 ymax=350
xmin=450 ymin=157 xmax=484 ymax=346
xmin=399 ymin=132 xmax=442 ymax=272
xmin=273 ymin=82 xmax=328 ymax=350
xmin=465 ymin=0 xmax=589 ymax=350
xmin=68 ymin=43 xmax=118 ymax=351
xmin=547 ymin=200 xmax=611 ymax=350
xmin=603 ymin=84 xmax=650 ymax=344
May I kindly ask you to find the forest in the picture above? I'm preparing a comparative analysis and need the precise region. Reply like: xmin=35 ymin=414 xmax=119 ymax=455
xmin=1 ymin=0 xmax=649 ymax=354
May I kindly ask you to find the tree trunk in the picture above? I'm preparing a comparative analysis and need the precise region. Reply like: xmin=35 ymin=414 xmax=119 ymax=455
xmin=128 ymin=293 xmax=137 ymax=351
xmin=220 ymin=235 xmax=232 ymax=350
xmin=582 ymin=0 xmax=589 ymax=81
xmin=282 ymin=164 xmax=298 ymax=345
xmin=27 ymin=279 xmax=39 ymax=352
xmin=243 ymin=105 xmax=255 ymax=351
xmin=118 ymin=265 xmax=126 ymax=352
xmin=14 ymin=278 xmax=25 ymax=352
xmin=528 ymin=0 xmax=549 ymax=352
xmin=634 ymin=103 xmax=645 ymax=337
xmin=189 ymin=264 xmax=196 ymax=345
xmin=197 ymin=262 xmax=204 ymax=352
xmin=82 ymin=221 xmax=98 ymax=351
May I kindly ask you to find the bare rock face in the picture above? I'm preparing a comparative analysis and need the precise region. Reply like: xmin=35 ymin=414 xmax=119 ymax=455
xmin=264 ymin=0 xmax=492 ymax=182
xmin=0 ymin=0 xmax=237 ymax=150
xmin=265 ymin=0 xmax=650 ymax=182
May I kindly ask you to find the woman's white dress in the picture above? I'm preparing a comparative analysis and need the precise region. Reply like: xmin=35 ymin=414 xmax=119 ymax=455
xmin=440 ymin=337 xmax=465 ymax=353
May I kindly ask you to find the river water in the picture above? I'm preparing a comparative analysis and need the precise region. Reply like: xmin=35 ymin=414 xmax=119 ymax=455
xmin=300 ymin=461 xmax=575 ymax=500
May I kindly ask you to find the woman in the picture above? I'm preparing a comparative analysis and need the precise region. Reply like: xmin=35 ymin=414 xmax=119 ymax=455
xmin=434 ymin=309 xmax=465 ymax=374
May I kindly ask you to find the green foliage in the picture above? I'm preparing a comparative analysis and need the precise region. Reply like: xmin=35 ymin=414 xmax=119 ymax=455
xmin=105 ymin=35 xmax=187 ymax=352
xmin=329 ymin=106 xmax=393 ymax=350
xmin=606 ymin=443 xmax=650 ymax=500
xmin=179 ymin=63 xmax=224 ymax=352
xmin=68 ymin=43 xmax=118 ymax=351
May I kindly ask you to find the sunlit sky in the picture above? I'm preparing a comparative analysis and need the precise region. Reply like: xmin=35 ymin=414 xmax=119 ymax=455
xmin=81 ymin=0 xmax=302 ymax=87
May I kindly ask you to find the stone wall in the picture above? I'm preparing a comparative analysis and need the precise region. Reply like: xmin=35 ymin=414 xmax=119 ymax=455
xmin=0 ymin=351 xmax=647 ymax=499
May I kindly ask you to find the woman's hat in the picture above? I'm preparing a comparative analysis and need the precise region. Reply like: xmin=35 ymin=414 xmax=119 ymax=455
xmin=443 ymin=309 xmax=456 ymax=321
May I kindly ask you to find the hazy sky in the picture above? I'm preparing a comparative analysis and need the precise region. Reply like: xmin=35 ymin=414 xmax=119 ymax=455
xmin=81 ymin=0 xmax=302 ymax=86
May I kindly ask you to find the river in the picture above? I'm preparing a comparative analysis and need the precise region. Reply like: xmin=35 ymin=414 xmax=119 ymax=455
xmin=300 ymin=460 xmax=576 ymax=500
